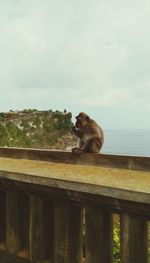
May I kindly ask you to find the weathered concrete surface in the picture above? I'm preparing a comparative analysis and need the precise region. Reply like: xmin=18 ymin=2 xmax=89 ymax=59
xmin=0 ymin=157 xmax=150 ymax=204
xmin=0 ymin=147 xmax=150 ymax=171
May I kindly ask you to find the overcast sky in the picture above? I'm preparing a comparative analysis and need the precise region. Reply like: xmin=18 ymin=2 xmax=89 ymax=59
xmin=0 ymin=0 xmax=150 ymax=129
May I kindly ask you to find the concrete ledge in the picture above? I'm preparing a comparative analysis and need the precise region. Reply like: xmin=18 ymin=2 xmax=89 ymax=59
xmin=0 ymin=147 xmax=150 ymax=171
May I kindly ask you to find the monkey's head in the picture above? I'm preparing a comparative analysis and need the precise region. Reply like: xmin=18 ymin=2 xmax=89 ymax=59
xmin=75 ymin=112 xmax=90 ymax=129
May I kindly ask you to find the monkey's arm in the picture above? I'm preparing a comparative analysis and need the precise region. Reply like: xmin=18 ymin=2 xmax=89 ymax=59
xmin=72 ymin=126 xmax=83 ymax=138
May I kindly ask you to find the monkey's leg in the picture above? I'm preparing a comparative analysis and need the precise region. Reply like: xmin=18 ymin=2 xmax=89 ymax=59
xmin=82 ymin=138 xmax=102 ymax=153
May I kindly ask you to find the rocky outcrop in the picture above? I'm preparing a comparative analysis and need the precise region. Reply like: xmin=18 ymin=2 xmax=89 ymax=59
xmin=0 ymin=109 xmax=78 ymax=151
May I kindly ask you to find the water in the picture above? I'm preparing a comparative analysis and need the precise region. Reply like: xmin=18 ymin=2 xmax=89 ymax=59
xmin=102 ymin=129 xmax=150 ymax=157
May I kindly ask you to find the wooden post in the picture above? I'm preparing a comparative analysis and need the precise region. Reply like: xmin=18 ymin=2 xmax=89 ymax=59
xmin=17 ymin=194 xmax=30 ymax=259
xmin=121 ymin=213 xmax=148 ymax=263
xmin=29 ymin=196 xmax=54 ymax=263
xmin=6 ymin=191 xmax=21 ymax=253
xmin=29 ymin=195 xmax=44 ymax=262
xmin=69 ymin=204 xmax=83 ymax=263
xmin=0 ymin=190 xmax=6 ymax=248
xmin=53 ymin=201 xmax=82 ymax=263
xmin=42 ymin=200 xmax=54 ymax=262
xmin=85 ymin=206 xmax=113 ymax=263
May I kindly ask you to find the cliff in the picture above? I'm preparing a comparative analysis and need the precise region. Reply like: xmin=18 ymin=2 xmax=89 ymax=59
xmin=0 ymin=109 xmax=78 ymax=151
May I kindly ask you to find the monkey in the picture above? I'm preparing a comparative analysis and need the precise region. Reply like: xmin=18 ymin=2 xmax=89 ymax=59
xmin=72 ymin=112 xmax=104 ymax=153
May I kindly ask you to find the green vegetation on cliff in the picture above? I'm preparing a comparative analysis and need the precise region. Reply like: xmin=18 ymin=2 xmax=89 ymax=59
xmin=0 ymin=109 xmax=74 ymax=149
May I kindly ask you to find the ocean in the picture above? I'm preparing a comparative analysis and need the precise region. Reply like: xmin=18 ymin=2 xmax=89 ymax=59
xmin=102 ymin=129 xmax=150 ymax=157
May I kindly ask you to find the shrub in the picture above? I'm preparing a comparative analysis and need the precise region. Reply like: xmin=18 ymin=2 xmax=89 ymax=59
xmin=113 ymin=226 xmax=120 ymax=263
xmin=113 ymin=215 xmax=120 ymax=263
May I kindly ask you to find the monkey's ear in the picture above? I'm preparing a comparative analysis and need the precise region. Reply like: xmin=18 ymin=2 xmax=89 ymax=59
xmin=86 ymin=116 xmax=90 ymax=121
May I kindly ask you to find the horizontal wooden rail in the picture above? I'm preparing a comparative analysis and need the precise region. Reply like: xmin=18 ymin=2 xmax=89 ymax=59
xmin=0 ymin=147 xmax=149 ymax=262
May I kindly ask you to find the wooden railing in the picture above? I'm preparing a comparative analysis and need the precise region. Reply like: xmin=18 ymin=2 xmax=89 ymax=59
xmin=0 ymin=147 xmax=150 ymax=263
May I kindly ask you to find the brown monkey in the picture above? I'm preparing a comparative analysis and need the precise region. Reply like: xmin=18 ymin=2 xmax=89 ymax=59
xmin=72 ymin=112 xmax=104 ymax=153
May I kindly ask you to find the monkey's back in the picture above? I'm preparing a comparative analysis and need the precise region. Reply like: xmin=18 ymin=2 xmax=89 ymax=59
xmin=84 ymin=119 xmax=104 ymax=144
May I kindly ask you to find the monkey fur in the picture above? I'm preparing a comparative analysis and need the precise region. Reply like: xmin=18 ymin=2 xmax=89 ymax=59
xmin=72 ymin=112 xmax=104 ymax=153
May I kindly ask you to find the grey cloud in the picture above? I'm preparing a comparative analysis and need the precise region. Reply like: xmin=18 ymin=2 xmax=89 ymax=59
xmin=0 ymin=0 xmax=150 ymax=128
